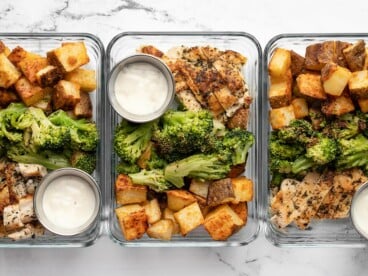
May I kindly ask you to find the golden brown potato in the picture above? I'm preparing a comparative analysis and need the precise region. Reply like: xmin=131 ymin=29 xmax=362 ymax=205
xmin=321 ymin=95 xmax=355 ymax=116
xmin=162 ymin=208 xmax=180 ymax=234
xmin=269 ymin=70 xmax=292 ymax=108
xmin=343 ymin=39 xmax=366 ymax=72
xmin=203 ymin=204 xmax=243 ymax=241
xmin=189 ymin=179 xmax=210 ymax=199
xmin=290 ymin=50 xmax=305 ymax=76
xmin=53 ymin=80 xmax=80 ymax=110
xmin=174 ymin=202 xmax=204 ymax=236
xmin=143 ymin=199 xmax=161 ymax=224
xmin=73 ymin=91 xmax=92 ymax=118
xmin=358 ymin=98 xmax=368 ymax=113
xmin=231 ymin=176 xmax=253 ymax=203
xmin=166 ymin=190 xmax=197 ymax=211
xmin=291 ymin=98 xmax=309 ymax=119
xmin=228 ymin=202 xmax=248 ymax=226
xmin=268 ymin=48 xmax=291 ymax=78
xmin=36 ymin=65 xmax=62 ymax=87
xmin=115 ymin=204 xmax=148 ymax=241
xmin=321 ymin=62 xmax=351 ymax=96
xmin=305 ymin=41 xmax=335 ymax=71
xmin=269 ymin=105 xmax=295 ymax=130
xmin=296 ymin=73 xmax=327 ymax=100
xmin=147 ymin=219 xmax=174 ymax=241
xmin=18 ymin=56 xmax=48 ymax=84
xmin=348 ymin=70 xmax=368 ymax=98
xmin=14 ymin=77 xmax=45 ymax=106
xmin=7 ymin=46 xmax=39 ymax=67
xmin=64 ymin=68 xmax=96 ymax=92
xmin=0 ymin=53 xmax=21 ymax=88
xmin=207 ymin=178 xmax=235 ymax=207
xmin=115 ymin=174 xmax=147 ymax=206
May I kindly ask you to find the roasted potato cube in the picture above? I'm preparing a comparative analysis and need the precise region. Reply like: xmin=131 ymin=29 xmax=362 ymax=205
xmin=53 ymin=80 xmax=80 ymax=110
xmin=231 ymin=176 xmax=253 ymax=203
xmin=364 ymin=48 xmax=368 ymax=70
xmin=358 ymin=98 xmax=368 ymax=113
xmin=296 ymin=73 xmax=326 ymax=100
xmin=147 ymin=219 xmax=174 ymax=241
xmin=269 ymin=71 xmax=292 ymax=108
xmin=305 ymin=41 xmax=335 ymax=71
xmin=291 ymin=98 xmax=308 ymax=119
xmin=269 ymin=105 xmax=295 ymax=130
xmin=47 ymin=42 xmax=89 ymax=73
xmin=174 ymin=202 xmax=204 ymax=236
xmin=163 ymin=208 xmax=180 ymax=234
xmin=193 ymin=194 xmax=210 ymax=217
xmin=166 ymin=190 xmax=197 ymax=211
xmin=228 ymin=202 xmax=248 ymax=226
xmin=189 ymin=179 xmax=210 ymax=198
xmin=0 ymin=88 xmax=18 ymax=107
xmin=321 ymin=95 xmax=355 ymax=116
xmin=227 ymin=108 xmax=249 ymax=129
xmin=7 ymin=46 xmax=40 ymax=67
xmin=14 ymin=77 xmax=45 ymax=106
xmin=115 ymin=204 xmax=148 ymax=241
xmin=348 ymin=70 xmax=368 ymax=98
xmin=36 ymin=65 xmax=62 ymax=87
xmin=0 ymin=41 xmax=10 ymax=56
xmin=0 ymin=53 xmax=21 ymax=88
xmin=115 ymin=174 xmax=147 ymax=205
xmin=18 ymin=56 xmax=48 ymax=83
xmin=207 ymin=178 xmax=235 ymax=207
xmin=143 ymin=198 xmax=161 ymax=224
xmin=203 ymin=204 xmax=243 ymax=241
xmin=31 ymin=87 xmax=53 ymax=113
xmin=65 ymin=68 xmax=96 ymax=92
xmin=321 ymin=62 xmax=351 ymax=96
xmin=73 ymin=91 xmax=92 ymax=118
xmin=343 ymin=39 xmax=366 ymax=72
xmin=290 ymin=50 xmax=305 ymax=76
xmin=268 ymin=48 xmax=291 ymax=78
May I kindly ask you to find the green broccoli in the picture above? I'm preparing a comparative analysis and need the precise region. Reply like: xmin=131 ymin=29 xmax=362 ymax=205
xmin=129 ymin=169 xmax=172 ymax=192
xmin=221 ymin=128 xmax=255 ymax=165
xmin=145 ymin=146 xmax=167 ymax=170
xmin=48 ymin=110 xmax=98 ymax=152
xmin=70 ymin=151 xmax=96 ymax=174
xmin=270 ymin=159 xmax=293 ymax=174
xmin=323 ymin=113 xmax=361 ymax=139
xmin=0 ymin=103 xmax=28 ymax=142
xmin=336 ymin=134 xmax=368 ymax=169
xmin=113 ymin=119 xmax=154 ymax=164
xmin=291 ymin=156 xmax=315 ymax=175
xmin=27 ymin=107 xmax=70 ymax=151
xmin=7 ymin=143 xmax=70 ymax=170
xmin=269 ymin=134 xmax=304 ymax=160
xmin=116 ymin=161 xmax=140 ymax=174
xmin=309 ymin=108 xmax=327 ymax=130
xmin=153 ymin=109 xmax=214 ymax=162
xmin=164 ymin=153 xmax=231 ymax=188
xmin=305 ymin=136 xmax=338 ymax=165
xmin=278 ymin=119 xmax=315 ymax=144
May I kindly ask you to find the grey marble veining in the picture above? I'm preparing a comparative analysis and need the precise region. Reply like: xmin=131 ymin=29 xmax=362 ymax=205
xmin=1 ymin=0 xmax=368 ymax=275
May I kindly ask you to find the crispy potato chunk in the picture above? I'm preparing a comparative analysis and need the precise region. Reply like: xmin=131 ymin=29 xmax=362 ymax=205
xmin=115 ymin=204 xmax=148 ymax=241
xmin=18 ymin=56 xmax=48 ymax=84
xmin=343 ymin=39 xmax=366 ymax=72
xmin=358 ymin=98 xmax=368 ymax=113
xmin=65 ymin=68 xmax=96 ymax=92
xmin=268 ymin=48 xmax=291 ymax=78
xmin=0 ymin=41 xmax=10 ymax=56
xmin=36 ymin=65 xmax=62 ymax=87
xmin=269 ymin=105 xmax=295 ymax=130
xmin=290 ymin=50 xmax=305 ymax=76
xmin=207 ymin=178 xmax=235 ymax=207
xmin=53 ymin=80 xmax=80 ymax=110
xmin=14 ymin=77 xmax=45 ymax=106
xmin=31 ymin=87 xmax=53 ymax=112
xmin=163 ymin=208 xmax=180 ymax=234
xmin=143 ymin=199 xmax=161 ymax=224
xmin=115 ymin=174 xmax=147 ymax=205
xmin=321 ymin=62 xmax=351 ymax=96
xmin=174 ymin=202 xmax=204 ymax=236
xmin=231 ymin=176 xmax=253 ymax=203
xmin=189 ymin=179 xmax=210 ymax=199
xmin=73 ymin=91 xmax=92 ymax=118
xmin=147 ymin=219 xmax=174 ymax=240
xmin=0 ymin=53 xmax=21 ymax=88
xmin=228 ymin=202 xmax=248 ymax=226
xmin=166 ymin=190 xmax=197 ymax=211
xmin=348 ymin=70 xmax=368 ymax=98
xmin=291 ymin=98 xmax=309 ymax=119
xmin=47 ymin=42 xmax=89 ymax=73
xmin=203 ymin=204 xmax=243 ymax=241
xmin=321 ymin=95 xmax=355 ymax=116
xmin=296 ymin=73 xmax=327 ymax=100
xmin=269 ymin=70 xmax=292 ymax=108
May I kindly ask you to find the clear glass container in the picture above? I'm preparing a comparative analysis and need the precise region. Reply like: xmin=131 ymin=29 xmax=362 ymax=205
xmin=105 ymin=32 xmax=262 ymax=247
xmin=0 ymin=33 xmax=104 ymax=247
xmin=262 ymin=33 xmax=368 ymax=247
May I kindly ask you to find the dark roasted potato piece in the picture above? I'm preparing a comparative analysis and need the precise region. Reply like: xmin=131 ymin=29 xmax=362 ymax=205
xmin=343 ymin=39 xmax=366 ymax=72
xmin=207 ymin=178 xmax=235 ymax=207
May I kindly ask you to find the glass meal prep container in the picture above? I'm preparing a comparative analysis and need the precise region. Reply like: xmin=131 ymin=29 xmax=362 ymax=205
xmin=105 ymin=32 xmax=262 ymax=247
xmin=0 ymin=33 xmax=104 ymax=247
xmin=262 ymin=33 xmax=368 ymax=247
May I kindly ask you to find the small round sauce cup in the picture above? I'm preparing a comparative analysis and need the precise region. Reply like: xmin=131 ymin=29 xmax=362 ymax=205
xmin=351 ymin=181 xmax=368 ymax=239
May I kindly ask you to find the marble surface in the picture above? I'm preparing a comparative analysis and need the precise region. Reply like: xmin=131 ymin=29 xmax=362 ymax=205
xmin=1 ymin=0 xmax=368 ymax=275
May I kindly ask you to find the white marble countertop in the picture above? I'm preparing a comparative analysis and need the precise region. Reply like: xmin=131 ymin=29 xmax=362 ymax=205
xmin=1 ymin=0 xmax=368 ymax=275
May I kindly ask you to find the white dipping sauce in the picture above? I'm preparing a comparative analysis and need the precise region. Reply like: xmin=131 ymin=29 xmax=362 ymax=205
xmin=42 ymin=175 xmax=96 ymax=230
xmin=352 ymin=187 xmax=368 ymax=237
xmin=114 ymin=62 xmax=168 ymax=116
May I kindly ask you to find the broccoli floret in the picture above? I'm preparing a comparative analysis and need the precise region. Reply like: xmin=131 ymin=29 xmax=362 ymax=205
xmin=145 ymin=146 xmax=167 ymax=170
xmin=113 ymin=120 xmax=154 ymax=164
xmin=305 ymin=136 xmax=338 ymax=165
xmin=270 ymin=159 xmax=293 ymax=174
xmin=323 ymin=113 xmax=361 ymax=139
xmin=291 ymin=156 xmax=315 ymax=175
xmin=164 ymin=153 xmax=231 ymax=188
xmin=153 ymin=110 xmax=213 ymax=162
xmin=221 ymin=128 xmax=255 ymax=165
xmin=0 ymin=103 xmax=28 ymax=142
xmin=336 ymin=134 xmax=368 ymax=169
xmin=70 ymin=151 xmax=96 ymax=174
xmin=48 ymin=110 xmax=98 ymax=152
xmin=27 ymin=107 xmax=70 ymax=150
xmin=129 ymin=169 xmax=172 ymax=192
xmin=7 ymin=143 xmax=70 ymax=170
xmin=278 ymin=119 xmax=315 ymax=144
xmin=116 ymin=161 xmax=140 ymax=174
xmin=269 ymin=136 xmax=304 ymax=160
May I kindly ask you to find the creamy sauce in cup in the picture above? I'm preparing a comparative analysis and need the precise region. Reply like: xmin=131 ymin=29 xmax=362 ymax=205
xmin=42 ymin=175 xmax=96 ymax=230
xmin=114 ymin=62 xmax=169 ymax=116
xmin=352 ymin=186 xmax=368 ymax=238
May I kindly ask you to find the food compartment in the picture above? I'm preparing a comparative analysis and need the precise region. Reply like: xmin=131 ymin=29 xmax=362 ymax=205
xmin=0 ymin=33 xmax=104 ymax=247
xmin=106 ymin=32 xmax=261 ymax=246
xmin=263 ymin=34 xmax=368 ymax=247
